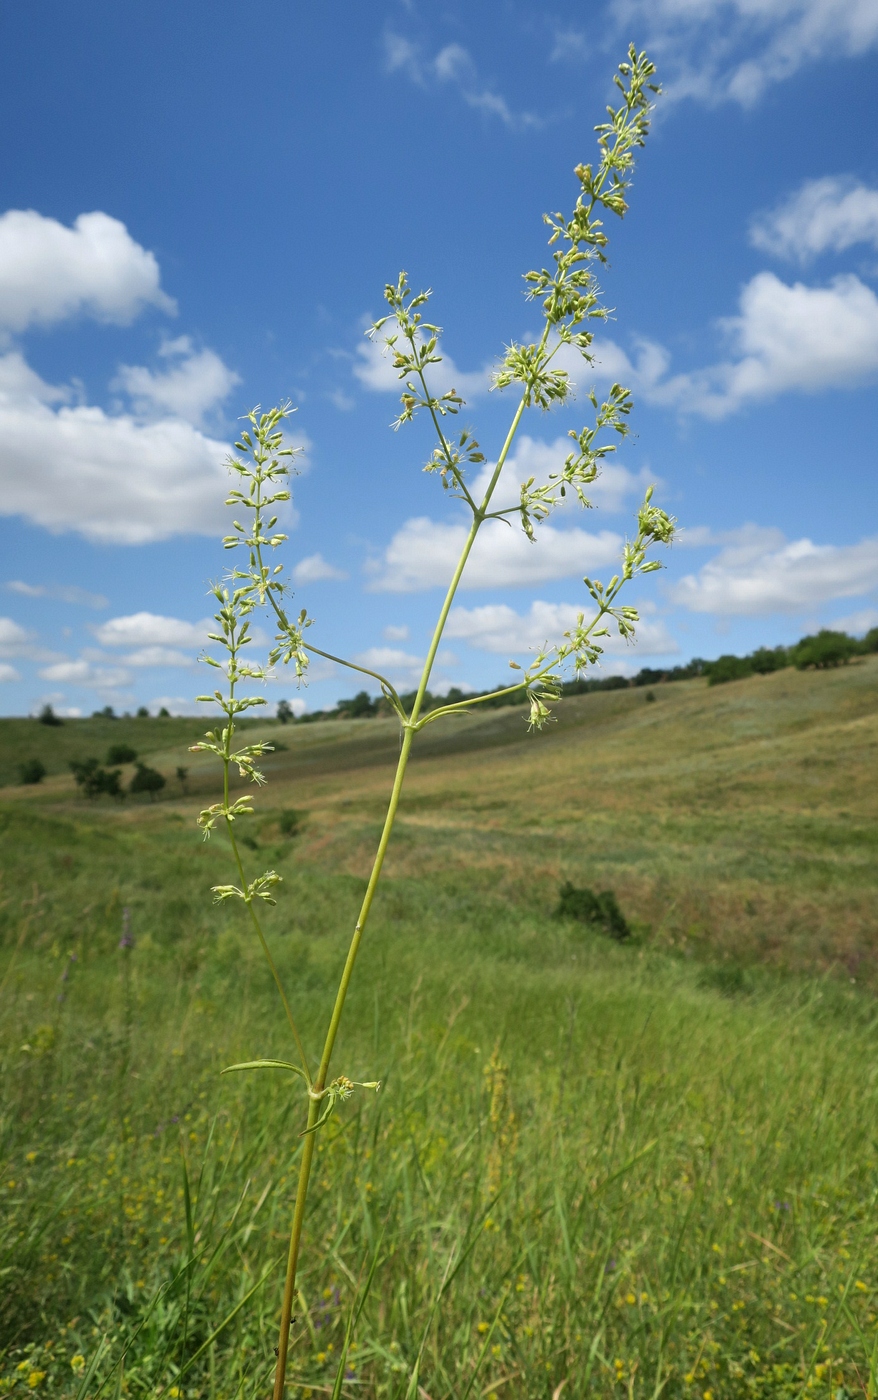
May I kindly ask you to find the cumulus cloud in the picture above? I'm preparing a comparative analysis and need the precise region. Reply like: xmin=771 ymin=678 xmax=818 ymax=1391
xmin=446 ymin=599 xmax=678 ymax=659
xmin=750 ymin=176 xmax=878 ymax=263
xmin=592 ymin=272 xmax=878 ymax=417
xmin=384 ymin=32 xmax=541 ymax=129
xmin=353 ymin=331 xmax=492 ymax=402
xmin=5 ymin=579 xmax=108 ymax=608
xmin=293 ymin=553 xmax=348 ymax=584
xmin=113 ymin=337 xmax=240 ymax=426
xmin=353 ymin=645 xmax=427 ymax=687
xmin=0 ymin=617 xmax=33 ymax=652
xmin=670 ymin=524 xmax=878 ymax=614
xmin=0 ymin=209 xmax=174 ymax=333
xmin=0 ymin=351 xmax=240 ymax=543
xmin=368 ymin=516 xmax=624 ymax=592
xmin=613 ymin=0 xmax=878 ymax=105
xmin=831 ymin=606 xmax=878 ymax=635
xmin=468 ymin=434 xmax=654 ymax=515
xmin=0 ymin=663 xmax=19 ymax=682
xmin=0 ymin=615 xmax=59 ymax=664
xmin=38 ymin=658 xmax=133 ymax=689
xmin=95 ymin=612 xmax=212 ymax=649
xmin=383 ymin=624 xmax=410 ymax=642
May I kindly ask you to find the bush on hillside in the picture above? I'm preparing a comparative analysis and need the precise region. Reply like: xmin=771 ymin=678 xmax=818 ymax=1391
xmin=337 ymin=690 xmax=380 ymax=719
xmin=555 ymin=882 xmax=631 ymax=940
xmin=70 ymin=758 xmax=124 ymax=799
xmin=279 ymin=809 xmax=305 ymax=836
xmin=749 ymin=645 xmax=788 ymax=674
xmin=19 ymin=758 xmax=46 ymax=785
xmin=792 ymin=629 xmax=859 ymax=669
xmin=129 ymin=762 xmax=166 ymax=799
xmin=107 ymin=743 xmax=137 ymax=765
xmin=706 ymin=654 xmax=753 ymax=686
xmin=37 ymin=704 xmax=63 ymax=726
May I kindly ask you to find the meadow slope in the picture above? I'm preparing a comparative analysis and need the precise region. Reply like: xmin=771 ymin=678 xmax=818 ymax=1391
xmin=1 ymin=662 xmax=877 ymax=1399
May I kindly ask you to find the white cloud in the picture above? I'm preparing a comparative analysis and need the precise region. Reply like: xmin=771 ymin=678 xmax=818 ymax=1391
xmin=0 ymin=351 xmax=240 ymax=543
xmin=0 ymin=209 xmax=174 ymax=333
xmin=353 ymin=330 xmax=492 ymax=402
xmin=122 ymin=646 xmax=198 ymax=668
xmin=593 ymin=273 xmax=878 ymax=417
xmin=832 ymin=606 xmax=878 ymax=635
xmin=383 ymin=623 xmax=410 ymax=641
xmin=614 ymin=0 xmax=878 ymax=105
xmin=354 ymin=645 xmax=426 ymax=687
xmin=38 ymin=658 xmax=133 ymax=689
xmin=113 ymin=337 xmax=240 ymax=426
xmin=5 ymin=579 xmax=108 ymax=608
xmin=446 ymin=599 xmax=678 ymax=658
xmin=0 ymin=615 xmax=60 ymax=664
xmin=95 ymin=612 xmax=211 ymax=648
xmin=750 ymin=176 xmax=878 ymax=263
xmin=384 ymin=32 xmax=541 ymax=129
xmin=0 ymin=617 xmax=31 ymax=651
xmin=469 ymin=434 xmax=654 ymax=515
xmin=549 ymin=29 xmax=590 ymax=61
xmin=670 ymin=524 xmax=878 ymax=614
xmin=0 ymin=663 xmax=20 ymax=682
xmin=293 ymin=553 xmax=348 ymax=584
xmin=368 ymin=515 xmax=625 ymax=593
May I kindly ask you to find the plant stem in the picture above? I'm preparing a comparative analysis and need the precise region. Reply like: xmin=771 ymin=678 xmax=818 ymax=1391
xmin=270 ymin=378 xmax=534 ymax=1397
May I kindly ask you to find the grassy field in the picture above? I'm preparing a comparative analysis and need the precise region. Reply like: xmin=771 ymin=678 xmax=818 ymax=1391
xmin=2 ymin=660 xmax=878 ymax=1400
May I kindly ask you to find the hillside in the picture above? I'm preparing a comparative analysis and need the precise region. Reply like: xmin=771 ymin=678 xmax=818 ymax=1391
xmin=3 ymin=659 xmax=878 ymax=1397
xmin=4 ymin=655 xmax=877 ymax=982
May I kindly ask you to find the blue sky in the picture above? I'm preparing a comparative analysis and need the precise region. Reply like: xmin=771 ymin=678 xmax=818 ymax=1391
xmin=1 ymin=0 xmax=878 ymax=716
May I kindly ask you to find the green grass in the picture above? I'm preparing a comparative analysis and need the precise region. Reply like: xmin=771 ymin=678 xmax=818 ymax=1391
xmin=2 ymin=663 xmax=878 ymax=1398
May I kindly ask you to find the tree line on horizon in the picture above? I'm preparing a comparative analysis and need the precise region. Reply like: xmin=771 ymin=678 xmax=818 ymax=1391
xmin=275 ymin=625 xmax=878 ymax=725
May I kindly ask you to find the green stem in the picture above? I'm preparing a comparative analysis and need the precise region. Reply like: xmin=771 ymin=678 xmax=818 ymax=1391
xmin=271 ymin=381 xmax=535 ymax=1397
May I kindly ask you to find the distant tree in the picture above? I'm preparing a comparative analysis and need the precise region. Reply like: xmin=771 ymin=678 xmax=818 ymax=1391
xmin=792 ymin=630 xmax=858 ymax=670
xmin=92 ymin=705 xmax=117 ymax=719
xmin=862 ymin=627 xmax=878 ymax=654
xmin=107 ymin=743 xmax=137 ymax=765
xmin=706 ymin=654 xmax=753 ymax=686
xmin=130 ymin=762 xmax=166 ymax=800
xmin=336 ymin=690 xmax=379 ymax=719
xmin=175 ymin=765 xmax=189 ymax=793
xmin=136 ymin=706 xmax=150 ymax=718
xmin=157 ymin=706 xmax=171 ymax=718
xmin=37 ymin=704 xmax=63 ymax=726
xmin=19 ymin=758 xmax=46 ymax=785
xmin=70 ymin=758 xmax=123 ymax=799
xmin=277 ymin=699 xmax=294 ymax=724
xmin=749 ymin=646 xmax=789 ymax=674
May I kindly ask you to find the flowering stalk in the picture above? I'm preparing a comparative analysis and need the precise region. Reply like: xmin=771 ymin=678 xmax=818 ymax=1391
xmin=195 ymin=45 xmax=673 ymax=1398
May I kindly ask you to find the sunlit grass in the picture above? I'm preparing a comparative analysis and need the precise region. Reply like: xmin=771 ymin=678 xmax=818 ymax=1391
xmin=2 ymin=800 xmax=878 ymax=1398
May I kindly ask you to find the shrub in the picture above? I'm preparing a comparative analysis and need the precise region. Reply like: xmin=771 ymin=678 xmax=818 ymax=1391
xmin=336 ymin=690 xmax=380 ymax=719
xmin=706 ymin=654 xmax=753 ymax=686
xmin=555 ymin=882 xmax=631 ymax=940
xmin=136 ymin=706 xmax=150 ymax=717
xmin=279 ymin=809 xmax=305 ymax=837
xmin=129 ymin=763 xmax=166 ymax=799
xmin=19 ymin=758 xmax=46 ymax=785
xmin=792 ymin=629 xmax=858 ymax=669
xmin=70 ymin=758 xmax=124 ymax=799
xmin=37 ymin=704 xmax=62 ymax=726
xmin=107 ymin=743 xmax=137 ymax=765
xmin=158 ymin=706 xmax=171 ymax=717
xmin=750 ymin=645 xmax=789 ymax=674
